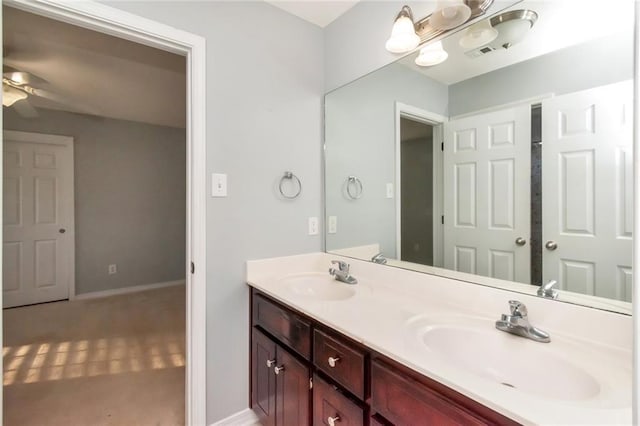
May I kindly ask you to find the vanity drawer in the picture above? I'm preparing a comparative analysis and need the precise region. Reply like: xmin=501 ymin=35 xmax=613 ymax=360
xmin=371 ymin=360 xmax=489 ymax=426
xmin=313 ymin=329 xmax=365 ymax=400
xmin=253 ymin=293 xmax=311 ymax=359
xmin=313 ymin=373 xmax=364 ymax=426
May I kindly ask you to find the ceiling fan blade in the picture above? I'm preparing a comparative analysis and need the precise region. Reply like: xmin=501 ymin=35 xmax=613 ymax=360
xmin=30 ymin=87 xmax=101 ymax=116
xmin=12 ymin=99 xmax=39 ymax=119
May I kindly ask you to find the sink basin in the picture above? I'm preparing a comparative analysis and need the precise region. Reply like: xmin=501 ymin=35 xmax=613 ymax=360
xmin=279 ymin=273 xmax=357 ymax=301
xmin=407 ymin=317 xmax=601 ymax=401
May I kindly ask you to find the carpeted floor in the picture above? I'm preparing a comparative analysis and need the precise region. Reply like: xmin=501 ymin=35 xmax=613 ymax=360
xmin=3 ymin=284 xmax=186 ymax=426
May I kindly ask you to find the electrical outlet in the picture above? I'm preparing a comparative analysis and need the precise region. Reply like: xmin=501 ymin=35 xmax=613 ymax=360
xmin=108 ymin=264 xmax=117 ymax=275
xmin=328 ymin=216 xmax=337 ymax=234
xmin=308 ymin=217 xmax=319 ymax=236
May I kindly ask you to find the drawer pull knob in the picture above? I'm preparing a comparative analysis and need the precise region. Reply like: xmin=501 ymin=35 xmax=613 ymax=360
xmin=328 ymin=356 xmax=341 ymax=368
xmin=274 ymin=365 xmax=285 ymax=375
xmin=266 ymin=359 xmax=276 ymax=368
xmin=328 ymin=415 xmax=341 ymax=426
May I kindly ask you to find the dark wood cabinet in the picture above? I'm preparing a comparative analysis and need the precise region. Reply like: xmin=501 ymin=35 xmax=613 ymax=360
xmin=313 ymin=329 xmax=366 ymax=400
xmin=252 ymin=328 xmax=310 ymax=426
xmin=313 ymin=374 xmax=364 ymax=426
xmin=250 ymin=288 xmax=520 ymax=426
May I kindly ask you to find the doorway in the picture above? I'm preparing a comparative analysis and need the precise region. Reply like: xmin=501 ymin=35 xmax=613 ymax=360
xmin=1 ymin=0 xmax=206 ymax=424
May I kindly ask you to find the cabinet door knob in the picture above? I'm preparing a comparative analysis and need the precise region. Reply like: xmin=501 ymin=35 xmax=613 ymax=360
xmin=274 ymin=365 xmax=285 ymax=375
xmin=545 ymin=241 xmax=558 ymax=251
xmin=328 ymin=356 xmax=341 ymax=368
xmin=266 ymin=359 xmax=276 ymax=368
xmin=515 ymin=237 xmax=526 ymax=246
xmin=328 ymin=415 xmax=341 ymax=426
xmin=59 ymin=228 xmax=66 ymax=234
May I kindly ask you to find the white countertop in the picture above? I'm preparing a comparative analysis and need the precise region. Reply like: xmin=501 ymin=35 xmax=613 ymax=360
xmin=247 ymin=252 xmax=632 ymax=425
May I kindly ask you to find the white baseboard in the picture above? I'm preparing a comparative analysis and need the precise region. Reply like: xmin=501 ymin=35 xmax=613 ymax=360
xmin=73 ymin=279 xmax=185 ymax=300
xmin=210 ymin=408 xmax=260 ymax=426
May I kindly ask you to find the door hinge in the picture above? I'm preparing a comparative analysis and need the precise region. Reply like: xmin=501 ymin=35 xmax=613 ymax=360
xmin=190 ymin=262 xmax=195 ymax=274
xmin=309 ymin=377 xmax=313 ymax=389
xmin=441 ymin=215 xmax=444 ymax=225
xmin=441 ymin=142 xmax=444 ymax=151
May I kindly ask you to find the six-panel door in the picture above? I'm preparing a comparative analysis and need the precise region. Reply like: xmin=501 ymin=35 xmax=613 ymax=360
xmin=3 ymin=133 xmax=74 ymax=308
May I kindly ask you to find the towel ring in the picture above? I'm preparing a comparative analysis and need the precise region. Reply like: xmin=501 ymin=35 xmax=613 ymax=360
xmin=279 ymin=171 xmax=302 ymax=199
xmin=346 ymin=176 xmax=363 ymax=200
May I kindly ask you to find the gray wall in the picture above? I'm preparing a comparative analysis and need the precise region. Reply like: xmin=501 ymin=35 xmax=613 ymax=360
xmin=325 ymin=63 xmax=447 ymax=258
xmin=4 ymin=108 xmax=186 ymax=295
xmin=100 ymin=1 xmax=324 ymax=423
xmin=449 ymin=31 xmax=635 ymax=116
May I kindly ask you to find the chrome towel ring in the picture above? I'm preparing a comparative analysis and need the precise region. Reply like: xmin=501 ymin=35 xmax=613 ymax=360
xmin=279 ymin=171 xmax=302 ymax=199
xmin=346 ymin=176 xmax=363 ymax=200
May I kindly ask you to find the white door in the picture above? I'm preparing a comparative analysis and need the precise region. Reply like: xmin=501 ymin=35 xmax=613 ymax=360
xmin=542 ymin=81 xmax=633 ymax=301
xmin=444 ymin=105 xmax=531 ymax=283
xmin=3 ymin=131 xmax=75 ymax=308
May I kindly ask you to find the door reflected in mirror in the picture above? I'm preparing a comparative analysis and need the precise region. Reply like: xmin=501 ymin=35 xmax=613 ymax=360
xmin=324 ymin=0 xmax=635 ymax=313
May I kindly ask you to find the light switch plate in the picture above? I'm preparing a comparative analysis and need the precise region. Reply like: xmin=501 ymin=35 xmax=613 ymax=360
xmin=212 ymin=173 xmax=227 ymax=197
xmin=328 ymin=216 xmax=337 ymax=234
xmin=308 ymin=217 xmax=319 ymax=236
xmin=386 ymin=183 xmax=394 ymax=199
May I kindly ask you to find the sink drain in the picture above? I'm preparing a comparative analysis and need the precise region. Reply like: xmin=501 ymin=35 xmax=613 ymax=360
xmin=501 ymin=382 xmax=516 ymax=388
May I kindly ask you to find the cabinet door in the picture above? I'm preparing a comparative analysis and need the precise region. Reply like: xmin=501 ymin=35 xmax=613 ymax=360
xmin=276 ymin=346 xmax=310 ymax=426
xmin=252 ymin=329 xmax=277 ymax=426
xmin=313 ymin=374 xmax=364 ymax=426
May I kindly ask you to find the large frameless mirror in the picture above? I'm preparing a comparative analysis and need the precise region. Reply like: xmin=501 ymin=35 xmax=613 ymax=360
xmin=324 ymin=0 xmax=635 ymax=313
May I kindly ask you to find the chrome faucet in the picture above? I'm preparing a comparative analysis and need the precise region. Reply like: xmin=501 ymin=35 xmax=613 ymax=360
xmin=371 ymin=253 xmax=387 ymax=265
xmin=537 ymin=280 xmax=558 ymax=299
xmin=495 ymin=300 xmax=550 ymax=343
xmin=329 ymin=260 xmax=358 ymax=284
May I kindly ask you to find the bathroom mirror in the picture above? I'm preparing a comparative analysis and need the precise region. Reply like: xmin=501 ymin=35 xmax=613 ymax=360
xmin=324 ymin=0 xmax=635 ymax=314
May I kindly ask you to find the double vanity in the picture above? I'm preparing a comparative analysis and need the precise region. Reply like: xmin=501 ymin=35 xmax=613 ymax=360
xmin=247 ymin=253 xmax=631 ymax=425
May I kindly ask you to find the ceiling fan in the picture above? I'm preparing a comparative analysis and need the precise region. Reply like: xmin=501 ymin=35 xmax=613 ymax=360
xmin=3 ymin=66 xmax=91 ymax=119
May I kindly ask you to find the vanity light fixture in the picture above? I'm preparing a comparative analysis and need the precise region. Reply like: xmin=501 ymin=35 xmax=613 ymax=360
xmin=385 ymin=1 xmax=494 ymax=55
xmin=415 ymin=41 xmax=449 ymax=66
xmin=430 ymin=0 xmax=472 ymax=30
xmin=459 ymin=19 xmax=498 ymax=49
xmin=2 ymin=84 xmax=27 ymax=107
xmin=385 ymin=5 xmax=421 ymax=53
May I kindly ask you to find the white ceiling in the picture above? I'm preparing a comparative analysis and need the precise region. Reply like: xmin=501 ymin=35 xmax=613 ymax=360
xmin=399 ymin=0 xmax=635 ymax=85
xmin=3 ymin=6 xmax=186 ymax=128
xmin=264 ymin=0 xmax=360 ymax=27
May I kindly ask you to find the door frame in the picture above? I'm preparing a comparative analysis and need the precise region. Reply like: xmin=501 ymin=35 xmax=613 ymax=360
xmin=1 ymin=1 xmax=207 ymax=425
xmin=394 ymin=102 xmax=446 ymax=266
xmin=3 ymin=130 xmax=76 ymax=304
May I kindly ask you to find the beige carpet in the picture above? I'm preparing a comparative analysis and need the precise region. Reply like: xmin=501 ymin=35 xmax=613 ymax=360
xmin=3 ymin=285 xmax=186 ymax=426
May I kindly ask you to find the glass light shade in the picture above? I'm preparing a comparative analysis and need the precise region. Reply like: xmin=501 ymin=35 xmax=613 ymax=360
xmin=491 ymin=19 xmax=532 ymax=49
xmin=2 ymin=85 xmax=28 ymax=107
xmin=430 ymin=0 xmax=471 ymax=30
xmin=414 ymin=41 xmax=449 ymax=67
xmin=459 ymin=19 xmax=498 ymax=49
xmin=385 ymin=15 xmax=420 ymax=53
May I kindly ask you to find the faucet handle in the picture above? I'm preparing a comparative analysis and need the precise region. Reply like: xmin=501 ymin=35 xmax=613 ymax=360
xmin=538 ymin=280 xmax=559 ymax=299
xmin=508 ymin=300 xmax=527 ymax=317
xmin=331 ymin=260 xmax=349 ymax=272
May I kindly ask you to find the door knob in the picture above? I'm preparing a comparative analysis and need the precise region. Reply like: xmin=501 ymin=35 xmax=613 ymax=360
xmin=59 ymin=228 xmax=66 ymax=234
xmin=274 ymin=365 xmax=285 ymax=375
xmin=515 ymin=237 xmax=526 ymax=246
xmin=266 ymin=359 xmax=276 ymax=368
xmin=545 ymin=241 xmax=558 ymax=251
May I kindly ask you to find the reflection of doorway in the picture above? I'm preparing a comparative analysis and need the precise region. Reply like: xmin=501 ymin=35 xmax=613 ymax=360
xmin=400 ymin=118 xmax=434 ymax=265
xmin=394 ymin=103 xmax=446 ymax=267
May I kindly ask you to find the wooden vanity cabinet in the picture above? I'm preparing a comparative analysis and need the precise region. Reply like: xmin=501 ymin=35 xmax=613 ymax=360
xmin=252 ymin=328 xmax=310 ymax=426
xmin=370 ymin=358 xmax=520 ymax=426
xmin=250 ymin=289 xmax=520 ymax=426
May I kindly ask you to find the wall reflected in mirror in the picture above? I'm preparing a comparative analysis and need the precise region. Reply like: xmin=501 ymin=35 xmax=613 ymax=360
xmin=324 ymin=0 xmax=635 ymax=312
